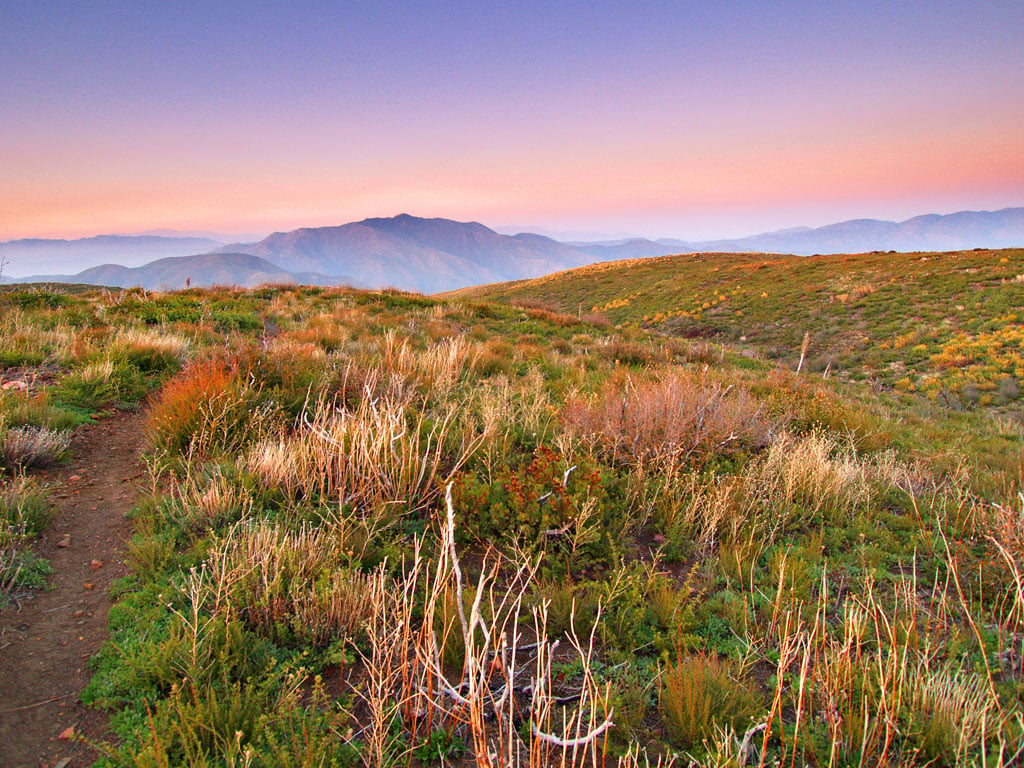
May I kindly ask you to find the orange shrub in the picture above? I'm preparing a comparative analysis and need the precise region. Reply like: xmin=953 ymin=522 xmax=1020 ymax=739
xmin=147 ymin=359 xmax=267 ymax=458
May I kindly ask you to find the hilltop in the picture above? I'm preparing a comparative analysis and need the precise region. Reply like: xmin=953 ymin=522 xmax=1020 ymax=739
xmin=453 ymin=247 xmax=1024 ymax=414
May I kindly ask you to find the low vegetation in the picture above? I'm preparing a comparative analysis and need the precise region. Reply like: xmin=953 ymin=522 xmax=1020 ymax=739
xmin=455 ymin=248 xmax=1024 ymax=417
xmin=1 ymin=263 xmax=1022 ymax=766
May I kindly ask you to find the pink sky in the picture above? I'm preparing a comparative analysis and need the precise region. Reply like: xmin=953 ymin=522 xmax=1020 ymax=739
xmin=2 ymin=1 xmax=1022 ymax=241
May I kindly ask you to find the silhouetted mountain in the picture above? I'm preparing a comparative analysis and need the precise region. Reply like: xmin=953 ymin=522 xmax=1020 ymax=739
xmin=217 ymin=214 xmax=595 ymax=293
xmin=0 ymin=235 xmax=224 ymax=277
xmin=11 ymin=253 xmax=358 ymax=291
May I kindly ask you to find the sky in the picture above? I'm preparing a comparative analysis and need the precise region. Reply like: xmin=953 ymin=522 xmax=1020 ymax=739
xmin=2 ymin=0 xmax=1023 ymax=241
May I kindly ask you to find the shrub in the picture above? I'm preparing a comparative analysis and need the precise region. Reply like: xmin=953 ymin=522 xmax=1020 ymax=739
xmin=0 ymin=392 xmax=86 ymax=431
xmin=208 ymin=522 xmax=383 ymax=646
xmin=659 ymin=653 xmax=761 ymax=749
xmin=0 ymin=476 xmax=52 ymax=536
xmin=116 ymin=329 xmax=190 ymax=374
xmin=744 ymin=431 xmax=872 ymax=525
xmin=1 ymin=425 xmax=71 ymax=468
xmin=453 ymin=447 xmax=612 ymax=568
xmin=51 ymin=358 xmax=149 ymax=410
xmin=907 ymin=661 xmax=999 ymax=765
xmin=147 ymin=359 xmax=272 ymax=459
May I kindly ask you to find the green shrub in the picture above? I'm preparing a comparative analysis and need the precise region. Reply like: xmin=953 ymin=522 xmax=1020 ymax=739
xmin=453 ymin=447 xmax=614 ymax=570
xmin=659 ymin=653 xmax=761 ymax=749
xmin=0 ymin=476 xmax=54 ymax=595
xmin=51 ymin=358 xmax=148 ymax=410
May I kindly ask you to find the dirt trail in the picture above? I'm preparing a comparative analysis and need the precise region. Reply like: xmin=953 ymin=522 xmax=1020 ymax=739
xmin=0 ymin=412 xmax=148 ymax=768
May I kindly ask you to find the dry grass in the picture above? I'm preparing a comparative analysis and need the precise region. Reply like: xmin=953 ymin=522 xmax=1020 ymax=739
xmin=563 ymin=371 xmax=771 ymax=469
xmin=294 ymin=392 xmax=473 ymax=516
xmin=207 ymin=521 xmax=382 ymax=646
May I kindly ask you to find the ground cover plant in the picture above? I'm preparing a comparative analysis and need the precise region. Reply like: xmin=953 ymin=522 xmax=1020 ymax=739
xmin=453 ymin=248 xmax=1024 ymax=419
xmin=2 ymin=262 xmax=1023 ymax=766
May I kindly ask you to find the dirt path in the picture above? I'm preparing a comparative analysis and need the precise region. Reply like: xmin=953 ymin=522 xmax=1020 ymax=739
xmin=0 ymin=412 xmax=148 ymax=768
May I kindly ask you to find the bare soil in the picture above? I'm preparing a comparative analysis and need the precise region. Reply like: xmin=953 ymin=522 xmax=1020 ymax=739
xmin=0 ymin=412 xmax=147 ymax=768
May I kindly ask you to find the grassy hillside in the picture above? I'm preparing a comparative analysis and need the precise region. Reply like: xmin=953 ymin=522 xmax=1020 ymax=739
xmin=2 ymin=281 xmax=1023 ymax=766
xmin=454 ymin=248 xmax=1024 ymax=414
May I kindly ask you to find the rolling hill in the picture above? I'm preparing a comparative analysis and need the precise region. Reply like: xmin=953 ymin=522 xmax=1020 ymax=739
xmin=454 ymin=247 xmax=1024 ymax=413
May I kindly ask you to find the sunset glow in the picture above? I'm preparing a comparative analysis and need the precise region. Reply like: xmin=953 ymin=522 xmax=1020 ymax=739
xmin=2 ymin=0 xmax=1022 ymax=241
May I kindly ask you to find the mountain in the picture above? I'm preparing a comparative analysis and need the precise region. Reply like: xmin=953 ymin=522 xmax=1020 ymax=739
xmin=0 ymin=235 xmax=225 ymax=277
xmin=574 ymin=238 xmax=681 ymax=261
xmin=5 ymin=208 xmax=1021 ymax=294
xmin=216 ymin=214 xmax=595 ymax=293
xmin=10 ymin=253 xmax=358 ymax=291
xmin=573 ymin=207 xmax=1024 ymax=260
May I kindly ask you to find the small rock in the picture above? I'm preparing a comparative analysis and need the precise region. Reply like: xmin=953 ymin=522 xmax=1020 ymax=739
xmin=72 ymin=610 xmax=85 ymax=618
xmin=90 ymin=559 xmax=103 ymax=570
xmin=57 ymin=534 xmax=72 ymax=548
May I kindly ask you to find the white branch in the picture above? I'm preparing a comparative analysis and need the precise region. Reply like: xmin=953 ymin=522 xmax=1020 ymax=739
xmin=530 ymin=715 xmax=614 ymax=748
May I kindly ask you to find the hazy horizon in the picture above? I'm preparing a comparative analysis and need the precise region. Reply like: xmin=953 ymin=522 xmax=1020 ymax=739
xmin=3 ymin=203 xmax=1023 ymax=247
xmin=3 ymin=1 xmax=1023 ymax=242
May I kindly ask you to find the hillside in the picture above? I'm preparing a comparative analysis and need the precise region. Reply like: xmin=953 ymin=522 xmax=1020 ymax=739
xmin=2 ymin=281 xmax=1023 ymax=765
xmin=10 ymin=252 xmax=357 ymax=291
xmin=454 ymin=247 xmax=1024 ymax=413
xmin=217 ymin=214 xmax=595 ymax=292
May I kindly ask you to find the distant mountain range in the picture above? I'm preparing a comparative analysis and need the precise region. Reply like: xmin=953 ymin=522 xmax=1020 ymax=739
xmin=575 ymin=207 xmax=1024 ymax=261
xmin=2 ymin=207 xmax=1021 ymax=292
xmin=18 ymin=253 xmax=357 ymax=292
xmin=0 ymin=234 xmax=224 ymax=277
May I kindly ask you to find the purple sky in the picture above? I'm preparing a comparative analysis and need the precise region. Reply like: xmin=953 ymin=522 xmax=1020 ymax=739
xmin=2 ymin=0 xmax=1022 ymax=240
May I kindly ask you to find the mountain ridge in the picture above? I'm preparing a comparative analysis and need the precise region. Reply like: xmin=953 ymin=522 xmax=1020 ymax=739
xmin=213 ymin=214 xmax=595 ymax=293
xmin=575 ymin=206 xmax=1024 ymax=260
xmin=3 ymin=207 xmax=1021 ymax=292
